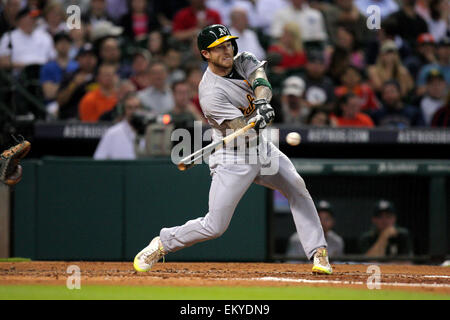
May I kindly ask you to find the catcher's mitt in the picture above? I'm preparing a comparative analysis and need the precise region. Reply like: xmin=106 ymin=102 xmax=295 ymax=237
xmin=0 ymin=139 xmax=31 ymax=186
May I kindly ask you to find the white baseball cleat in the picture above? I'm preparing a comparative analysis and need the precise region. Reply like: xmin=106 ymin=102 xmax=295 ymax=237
xmin=312 ymin=247 xmax=332 ymax=275
xmin=133 ymin=236 xmax=166 ymax=272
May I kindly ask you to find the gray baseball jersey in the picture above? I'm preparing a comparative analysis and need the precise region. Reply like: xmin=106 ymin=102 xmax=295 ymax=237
xmin=159 ymin=51 xmax=327 ymax=259
xmin=199 ymin=52 xmax=267 ymax=163
xmin=199 ymin=52 xmax=265 ymax=127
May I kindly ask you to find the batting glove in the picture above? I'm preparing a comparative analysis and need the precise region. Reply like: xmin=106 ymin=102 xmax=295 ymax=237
xmin=247 ymin=99 xmax=275 ymax=131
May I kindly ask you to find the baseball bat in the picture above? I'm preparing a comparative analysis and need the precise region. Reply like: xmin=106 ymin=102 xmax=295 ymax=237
xmin=177 ymin=122 xmax=256 ymax=171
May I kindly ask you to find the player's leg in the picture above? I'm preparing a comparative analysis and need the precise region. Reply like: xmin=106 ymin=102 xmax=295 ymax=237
xmin=134 ymin=163 xmax=259 ymax=271
xmin=160 ymin=163 xmax=259 ymax=252
xmin=253 ymin=147 xmax=331 ymax=273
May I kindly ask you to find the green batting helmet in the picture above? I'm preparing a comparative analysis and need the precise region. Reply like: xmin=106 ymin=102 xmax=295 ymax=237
xmin=197 ymin=24 xmax=239 ymax=61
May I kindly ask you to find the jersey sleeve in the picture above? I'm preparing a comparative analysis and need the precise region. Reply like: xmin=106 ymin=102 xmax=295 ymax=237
xmin=234 ymin=51 xmax=267 ymax=81
xmin=200 ymin=91 xmax=243 ymax=125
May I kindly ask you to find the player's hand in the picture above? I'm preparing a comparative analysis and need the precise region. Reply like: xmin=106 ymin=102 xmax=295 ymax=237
xmin=247 ymin=99 xmax=275 ymax=131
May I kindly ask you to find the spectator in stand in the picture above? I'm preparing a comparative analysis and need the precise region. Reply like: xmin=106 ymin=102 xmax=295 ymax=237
xmin=431 ymin=91 xmax=450 ymax=127
xmin=94 ymin=92 xmax=143 ymax=160
xmin=229 ymin=7 xmax=265 ymax=61
xmin=40 ymin=32 xmax=79 ymax=116
xmin=306 ymin=107 xmax=332 ymax=126
xmin=253 ymin=0 xmax=288 ymax=34
xmin=79 ymin=63 xmax=119 ymax=122
xmin=334 ymin=24 xmax=365 ymax=69
xmin=330 ymin=93 xmax=375 ymax=127
xmin=68 ymin=21 xmax=88 ymax=60
xmin=278 ymin=75 xmax=309 ymax=124
xmin=137 ymin=60 xmax=174 ymax=114
xmin=0 ymin=7 xmax=55 ymax=71
xmin=152 ymin=1 xmax=191 ymax=32
xmin=418 ymin=0 xmax=448 ymax=42
xmin=130 ymin=48 xmax=152 ymax=90
xmin=57 ymin=43 xmax=97 ymax=120
xmin=119 ymin=0 xmax=160 ymax=42
xmin=99 ymin=79 xmax=137 ymax=121
xmin=37 ymin=1 xmax=66 ymax=36
xmin=185 ymin=65 xmax=206 ymax=121
xmin=335 ymin=66 xmax=380 ymax=113
xmin=206 ymin=0 xmax=257 ymax=28
xmin=172 ymin=0 xmax=221 ymax=44
xmin=360 ymin=199 xmax=413 ymax=258
xmin=419 ymin=68 xmax=448 ymax=126
xmin=164 ymin=46 xmax=186 ymax=85
xmin=82 ymin=0 xmax=114 ymax=27
xmin=355 ymin=0 xmax=399 ymax=20
xmin=364 ymin=18 xmax=404 ymax=66
xmin=97 ymin=36 xmax=131 ymax=79
xmin=146 ymin=30 xmax=165 ymax=60
xmin=371 ymin=80 xmax=425 ymax=128
xmin=0 ymin=0 xmax=22 ymax=37
xmin=180 ymin=34 xmax=209 ymax=70
xmin=267 ymin=22 xmax=307 ymax=74
xmin=322 ymin=0 xmax=375 ymax=48
xmin=367 ymin=40 xmax=414 ymax=98
xmin=83 ymin=0 xmax=113 ymax=26
xmin=286 ymin=200 xmax=344 ymax=260
xmin=416 ymin=38 xmax=450 ymax=96
xmin=327 ymin=45 xmax=351 ymax=84
xmin=270 ymin=0 xmax=328 ymax=46
xmin=105 ymin=0 xmax=130 ymax=24
xmin=169 ymin=80 xmax=203 ymax=129
xmin=383 ymin=0 xmax=429 ymax=52
xmin=302 ymin=51 xmax=335 ymax=112
xmin=404 ymin=33 xmax=437 ymax=81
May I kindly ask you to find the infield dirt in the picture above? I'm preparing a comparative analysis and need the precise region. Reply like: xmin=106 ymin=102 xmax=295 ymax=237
xmin=0 ymin=262 xmax=449 ymax=295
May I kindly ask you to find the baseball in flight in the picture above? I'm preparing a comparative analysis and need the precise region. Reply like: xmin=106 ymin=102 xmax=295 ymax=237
xmin=286 ymin=132 xmax=302 ymax=146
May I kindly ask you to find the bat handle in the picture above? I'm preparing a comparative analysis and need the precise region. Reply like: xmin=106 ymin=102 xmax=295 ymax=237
xmin=177 ymin=122 xmax=256 ymax=171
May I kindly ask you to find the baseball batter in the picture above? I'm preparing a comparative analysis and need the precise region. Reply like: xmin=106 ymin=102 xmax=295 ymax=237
xmin=134 ymin=24 xmax=332 ymax=275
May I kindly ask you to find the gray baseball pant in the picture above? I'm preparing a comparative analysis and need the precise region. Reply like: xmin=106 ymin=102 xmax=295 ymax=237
xmin=159 ymin=148 xmax=327 ymax=260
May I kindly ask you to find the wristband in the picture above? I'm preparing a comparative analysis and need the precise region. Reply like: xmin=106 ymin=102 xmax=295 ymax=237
xmin=252 ymin=78 xmax=272 ymax=91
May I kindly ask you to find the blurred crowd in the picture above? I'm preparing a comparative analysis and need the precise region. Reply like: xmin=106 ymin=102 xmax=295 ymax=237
xmin=0 ymin=0 xmax=449 ymax=130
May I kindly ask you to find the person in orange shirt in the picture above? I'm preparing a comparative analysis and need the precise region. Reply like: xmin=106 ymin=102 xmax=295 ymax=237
xmin=330 ymin=93 xmax=374 ymax=127
xmin=334 ymin=66 xmax=380 ymax=113
xmin=79 ymin=63 xmax=118 ymax=122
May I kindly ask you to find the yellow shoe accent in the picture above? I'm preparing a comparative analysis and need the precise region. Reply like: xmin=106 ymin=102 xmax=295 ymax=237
xmin=312 ymin=265 xmax=333 ymax=275
xmin=312 ymin=247 xmax=332 ymax=274
xmin=133 ymin=237 xmax=166 ymax=272
xmin=133 ymin=257 xmax=148 ymax=272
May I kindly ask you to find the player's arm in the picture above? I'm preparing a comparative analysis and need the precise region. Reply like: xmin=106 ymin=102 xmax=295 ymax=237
xmin=248 ymin=67 xmax=272 ymax=102
xmin=247 ymin=67 xmax=275 ymax=131
xmin=223 ymin=116 xmax=247 ymax=131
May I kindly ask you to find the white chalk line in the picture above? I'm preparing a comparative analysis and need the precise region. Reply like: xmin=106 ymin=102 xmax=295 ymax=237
xmin=252 ymin=276 xmax=450 ymax=288
xmin=423 ymin=275 xmax=450 ymax=279
xmin=211 ymin=276 xmax=450 ymax=289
